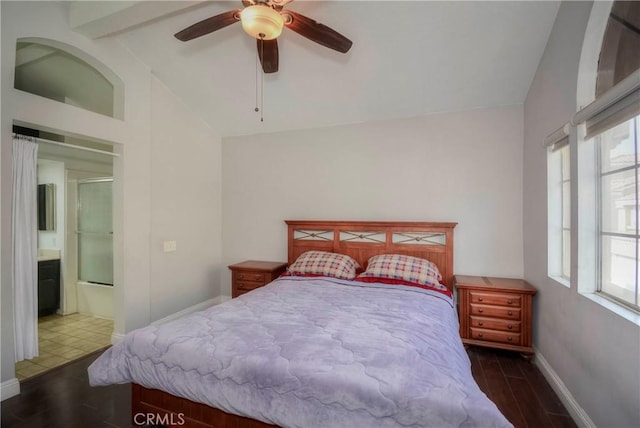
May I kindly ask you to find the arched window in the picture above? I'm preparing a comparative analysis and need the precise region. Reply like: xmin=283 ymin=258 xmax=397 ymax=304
xmin=596 ymin=1 xmax=640 ymax=97
xmin=14 ymin=38 xmax=124 ymax=119
xmin=577 ymin=1 xmax=640 ymax=311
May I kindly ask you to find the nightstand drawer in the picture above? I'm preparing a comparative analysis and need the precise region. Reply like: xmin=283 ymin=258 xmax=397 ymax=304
xmin=470 ymin=304 xmax=521 ymax=320
xmin=471 ymin=316 xmax=521 ymax=332
xmin=236 ymin=272 xmax=266 ymax=283
xmin=470 ymin=328 xmax=521 ymax=346
xmin=235 ymin=281 xmax=263 ymax=293
xmin=470 ymin=291 xmax=521 ymax=307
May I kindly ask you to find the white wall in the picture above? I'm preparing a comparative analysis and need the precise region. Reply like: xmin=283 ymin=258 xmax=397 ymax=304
xmin=0 ymin=1 xmax=11 ymax=397
xmin=222 ymin=105 xmax=524 ymax=296
xmin=523 ymin=1 xmax=640 ymax=426
xmin=1 ymin=1 xmax=223 ymax=388
xmin=149 ymin=76 xmax=222 ymax=321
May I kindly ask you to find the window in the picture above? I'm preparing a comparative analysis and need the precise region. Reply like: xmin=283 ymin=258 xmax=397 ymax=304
xmin=595 ymin=1 xmax=640 ymax=97
xmin=548 ymin=137 xmax=571 ymax=284
xmin=573 ymin=0 xmax=640 ymax=317
xmin=596 ymin=115 xmax=639 ymax=310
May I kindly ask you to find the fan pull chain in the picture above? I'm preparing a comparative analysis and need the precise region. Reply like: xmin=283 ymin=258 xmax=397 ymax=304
xmin=254 ymin=41 xmax=259 ymax=114
xmin=259 ymin=37 xmax=264 ymax=122
xmin=260 ymin=66 xmax=264 ymax=122
xmin=254 ymin=37 xmax=265 ymax=122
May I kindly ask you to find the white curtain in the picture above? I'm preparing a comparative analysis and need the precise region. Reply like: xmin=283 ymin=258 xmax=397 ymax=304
xmin=12 ymin=136 xmax=39 ymax=361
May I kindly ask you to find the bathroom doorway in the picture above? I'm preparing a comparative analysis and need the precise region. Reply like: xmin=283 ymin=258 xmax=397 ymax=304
xmin=14 ymin=129 xmax=116 ymax=380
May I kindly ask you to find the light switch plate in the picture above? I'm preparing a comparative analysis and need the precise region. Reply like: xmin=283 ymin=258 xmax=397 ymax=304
xmin=163 ymin=240 xmax=177 ymax=252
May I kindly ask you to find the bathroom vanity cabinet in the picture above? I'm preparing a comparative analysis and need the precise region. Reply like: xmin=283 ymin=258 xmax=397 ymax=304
xmin=38 ymin=259 xmax=60 ymax=317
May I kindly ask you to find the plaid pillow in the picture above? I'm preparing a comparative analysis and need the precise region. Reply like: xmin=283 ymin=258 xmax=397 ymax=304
xmin=357 ymin=254 xmax=442 ymax=285
xmin=287 ymin=251 xmax=360 ymax=280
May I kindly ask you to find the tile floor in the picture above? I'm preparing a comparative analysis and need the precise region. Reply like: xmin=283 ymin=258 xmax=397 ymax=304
xmin=15 ymin=313 xmax=113 ymax=381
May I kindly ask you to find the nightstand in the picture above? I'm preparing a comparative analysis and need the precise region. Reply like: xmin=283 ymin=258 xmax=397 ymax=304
xmin=455 ymin=275 xmax=537 ymax=355
xmin=228 ymin=260 xmax=287 ymax=298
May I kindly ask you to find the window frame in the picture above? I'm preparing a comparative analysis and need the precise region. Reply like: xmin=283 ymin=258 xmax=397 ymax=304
xmin=573 ymin=0 xmax=640 ymax=325
xmin=547 ymin=140 xmax=571 ymax=286
xmin=595 ymin=115 xmax=640 ymax=312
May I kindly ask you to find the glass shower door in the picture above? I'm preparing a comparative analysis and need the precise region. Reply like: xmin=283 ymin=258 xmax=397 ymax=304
xmin=77 ymin=178 xmax=113 ymax=285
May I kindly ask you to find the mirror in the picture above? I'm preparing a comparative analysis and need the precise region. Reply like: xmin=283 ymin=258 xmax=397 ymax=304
xmin=38 ymin=183 xmax=56 ymax=231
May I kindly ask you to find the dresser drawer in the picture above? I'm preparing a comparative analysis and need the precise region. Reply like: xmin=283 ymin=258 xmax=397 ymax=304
xmin=470 ymin=304 xmax=521 ymax=320
xmin=236 ymin=271 xmax=266 ymax=283
xmin=471 ymin=316 xmax=521 ymax=332
xmin=470 ymin=291 xmax=521 ymax=307
xmin=470 ymin=328 xmax=521 ymax=346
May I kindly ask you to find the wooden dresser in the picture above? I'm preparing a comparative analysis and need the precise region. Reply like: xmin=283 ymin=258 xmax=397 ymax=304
xmin=455 ymin=275 xmax=537 ymax=355
xmin=229 ymin=260 xmax=287 ymax=298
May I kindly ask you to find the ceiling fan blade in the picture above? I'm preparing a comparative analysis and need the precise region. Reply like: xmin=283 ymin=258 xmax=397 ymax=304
xmin=284 ymin=10 xmax=352 ymax=53
xmin=257 ymin=39 xmax=279 ymax=73
xmin=174 ymin=10 xmax=241 ymax=41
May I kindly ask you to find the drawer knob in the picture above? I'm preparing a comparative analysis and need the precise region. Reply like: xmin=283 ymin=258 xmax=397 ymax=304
xmin=478 ymin=297 xmax=483 ymax=302
xmin=507 ymin=299 xmax=513 ymax=305
xmin=508 ymin=311 xmax=513 ymax=316
xmin=254 ymin=274 xmax=261 ymax=280
xmin=478 ymin=308 xmax=484 ymax=313
xmin=508 ymin=324 xmax=513 ymax=330
xmin=508 ymin=337 xmax=513 ymax=342
xmin=478 ymin=334 xmax=483 ymax=338
xmin=478 ymin=322 xmax=484 ymax=326
xmin=239 ymin=274 xmax=245 ymax=280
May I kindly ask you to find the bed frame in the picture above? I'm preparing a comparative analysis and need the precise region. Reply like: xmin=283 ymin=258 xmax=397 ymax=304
xmin=132 ymin=220 xmax=457 ymax=427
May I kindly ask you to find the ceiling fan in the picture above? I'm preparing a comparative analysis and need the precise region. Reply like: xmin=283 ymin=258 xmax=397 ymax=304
xmin=174 ymin=0 xmax=353 ymax=74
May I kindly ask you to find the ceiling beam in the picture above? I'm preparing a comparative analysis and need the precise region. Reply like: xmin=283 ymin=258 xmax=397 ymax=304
xmin=69 ymin=1 xmax=205 ymax=39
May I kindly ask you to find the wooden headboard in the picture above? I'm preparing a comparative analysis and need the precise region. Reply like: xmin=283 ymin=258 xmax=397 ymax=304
xmin=285 ymin=220 xmax=457 ymax=290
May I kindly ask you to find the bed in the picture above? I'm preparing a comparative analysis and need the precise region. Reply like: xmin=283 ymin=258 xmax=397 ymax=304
xmin=88 ymin=220 xmax=512 ymax=428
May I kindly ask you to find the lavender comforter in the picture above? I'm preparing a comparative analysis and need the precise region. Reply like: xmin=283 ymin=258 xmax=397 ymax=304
xmin=88 ymin=276 xmax=512 ymax=428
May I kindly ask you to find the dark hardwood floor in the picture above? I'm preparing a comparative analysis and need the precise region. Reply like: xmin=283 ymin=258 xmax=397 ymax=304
xmin=1 ymin=346 xmax=576 ymax=428
xmin=467 ymin=347 xmax=576 ymax=428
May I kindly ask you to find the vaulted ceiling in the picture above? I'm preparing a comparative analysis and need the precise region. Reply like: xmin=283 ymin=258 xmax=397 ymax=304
xmin=70 ymin=1 xmax=560 ymax=137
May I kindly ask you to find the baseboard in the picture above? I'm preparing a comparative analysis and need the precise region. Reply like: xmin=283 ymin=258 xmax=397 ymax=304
xmin=534 ymin=349 xmax=596 ymax=427
xmin=110 ymin=332 xmax=125 ymax=345
xmin=150 ymin=296 xmax=227 ymax=327
xmin=1 ymin=378 xmax=20 ymax=401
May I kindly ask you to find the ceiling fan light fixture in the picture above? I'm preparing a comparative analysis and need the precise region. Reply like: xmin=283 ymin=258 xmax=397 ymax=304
xmin=240 ymin=5 xmax=284 ymax=40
